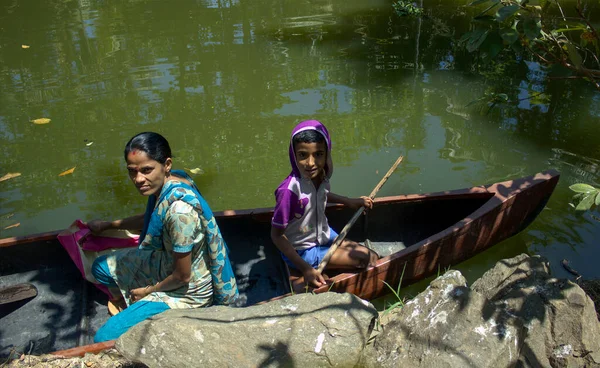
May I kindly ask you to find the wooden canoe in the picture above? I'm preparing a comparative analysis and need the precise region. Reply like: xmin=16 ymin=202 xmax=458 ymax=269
xmin=0 ymin=170 xmax=559 ymax=358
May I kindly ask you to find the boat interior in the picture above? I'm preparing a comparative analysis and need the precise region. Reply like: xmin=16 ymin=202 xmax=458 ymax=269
xmin=0 ymin=193 xmax=492 ymax=357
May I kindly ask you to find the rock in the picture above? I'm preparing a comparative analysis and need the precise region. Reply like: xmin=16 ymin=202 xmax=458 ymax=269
xmin=579 ymin=279 xmax=600 ymax=322
xmin=363 ymin=270 xmax=523 ymax=368
xmin=365 ymin=254 xmax=600 ymax=368
xmin=117 ymin=292 xmax=377 ymax=368
xmin=472 ymin=254 xmax=600 ymax=368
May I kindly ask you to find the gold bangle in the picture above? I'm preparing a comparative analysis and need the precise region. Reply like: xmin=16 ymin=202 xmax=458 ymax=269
xmin=146 ymin=282 xmax=159 ymax=293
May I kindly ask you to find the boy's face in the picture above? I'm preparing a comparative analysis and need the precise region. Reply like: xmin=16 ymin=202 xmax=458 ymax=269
xmin=294 ymin=141 xmax=327 ymax=180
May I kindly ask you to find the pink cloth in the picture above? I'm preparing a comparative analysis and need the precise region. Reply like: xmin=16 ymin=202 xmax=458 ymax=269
xmin=57 ymin=220 xmax=139 ymax=296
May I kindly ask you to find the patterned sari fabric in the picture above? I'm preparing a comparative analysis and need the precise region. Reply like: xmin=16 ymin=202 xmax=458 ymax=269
xmin=105 ymin=170 xmax=238 ymax=309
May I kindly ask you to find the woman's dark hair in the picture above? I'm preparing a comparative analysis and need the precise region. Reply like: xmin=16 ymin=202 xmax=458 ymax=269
xmin=124 ymin=132 xmax=171 ymax=164
xmin=292 ymin=129 xmax=326 ymax=149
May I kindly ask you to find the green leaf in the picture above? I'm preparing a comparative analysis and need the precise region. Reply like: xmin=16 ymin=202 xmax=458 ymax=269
xmin=497 ymin=93 xmax=509 ymax=101
xmin=570 ymin=183 xmax=597 ymax=193
xmin=473 ymin=15 xmax=496 ymax=24
xmin=511 ymin=39 xmax=524 ymax=53
xmin=565 ymin=43 xmax=583 ymax=69
xmin=523 ymin=16 xmax=542 ymax=40
xmin=479 ymin=31 xmax=504 ymax=59
xmin=496 ymin=5 xmax=520 ymax=22
xmin=459 ymin=31 xmax=473 ymax=44
xmin=576 ymin=193 xmax=596 ymax=211
xmin=540 ymin=0 xmax=551 ymax=11
xmin=476 ymin=0 xmax=501 ymax=18
xmin=596 ymin=192 xmax=600 ymax=206
xmin=467 ymin=28 xmax=490 ymax=52
xmin=500 ymin=26 xmax=519 ymax=45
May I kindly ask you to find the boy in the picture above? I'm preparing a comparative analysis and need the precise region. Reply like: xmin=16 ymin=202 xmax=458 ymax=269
xmin=271 ymin=120 xmax=379 ymax=288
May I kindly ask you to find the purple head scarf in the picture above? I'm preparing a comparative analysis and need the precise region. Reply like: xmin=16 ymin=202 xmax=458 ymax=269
xmin=288 ymin=120 xmax=334 ymax=179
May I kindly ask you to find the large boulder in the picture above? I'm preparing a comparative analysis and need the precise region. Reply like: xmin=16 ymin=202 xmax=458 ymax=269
xmin=117 ymin=292 xmax=377 ymax=367
xmin=363 ymin=270 xmax=523 ymax=368
xmin=471 ymin=254 xmax=600 ymax=368
xmin=364 ymin=254 xmax=600 ymax=368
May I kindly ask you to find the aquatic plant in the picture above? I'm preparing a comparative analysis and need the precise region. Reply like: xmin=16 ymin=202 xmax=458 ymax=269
xmin=570 ymin=183 xmax=600 ymax=211
xmin=392 ymin=1 xmax=423 ymax=17
xmin=461 ymin=0 xmax=600 ymax=90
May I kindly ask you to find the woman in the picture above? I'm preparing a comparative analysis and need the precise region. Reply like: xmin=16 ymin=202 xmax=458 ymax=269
xmin=88 ymin=132 xmax=238 ymax=342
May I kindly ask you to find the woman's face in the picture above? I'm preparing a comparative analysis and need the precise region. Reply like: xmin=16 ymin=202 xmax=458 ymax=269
xmin=126 ymin=150 xmax=172 ymax=196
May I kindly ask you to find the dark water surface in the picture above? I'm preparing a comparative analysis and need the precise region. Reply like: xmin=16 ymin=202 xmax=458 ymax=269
xmin=1 ymin=0 xmax=599 ymax=301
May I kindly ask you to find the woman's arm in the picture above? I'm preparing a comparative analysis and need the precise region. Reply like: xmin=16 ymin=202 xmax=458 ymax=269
xmin=327 ymin=192 xmax=373 ymax=210
xmin=129 ymin=201 xmax=199 ymax=303
xmin=271 ymin=227 xmax=325 ymax=288
xmin=129 ymin=252 xmax=191 ymax=302
xmin=87 ymin=214 xmax=145 ymax=233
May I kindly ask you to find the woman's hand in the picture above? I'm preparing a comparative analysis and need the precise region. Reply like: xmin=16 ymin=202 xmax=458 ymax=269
xmin=129 ymin=285 xmax=154 ymax=303
xmin=348 ymin=196 xmax=373 ymax=210
xmin=302 ymin=268 xmax=326 ymax=288
xmin=86 ymin=219 xmax=112 ymax=233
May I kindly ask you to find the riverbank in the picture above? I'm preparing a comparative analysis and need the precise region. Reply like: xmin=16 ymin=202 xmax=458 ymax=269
xmin=5 ymin=255 xmax=600 ymax=368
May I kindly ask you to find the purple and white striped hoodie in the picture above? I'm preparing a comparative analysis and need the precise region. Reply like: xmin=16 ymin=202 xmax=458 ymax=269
xmin=271 ymin=120 xmax=334 ymax=250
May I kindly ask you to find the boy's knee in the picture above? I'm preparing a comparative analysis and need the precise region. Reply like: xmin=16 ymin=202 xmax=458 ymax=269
xmin=355 ymin=247 xmax=378 ymax=268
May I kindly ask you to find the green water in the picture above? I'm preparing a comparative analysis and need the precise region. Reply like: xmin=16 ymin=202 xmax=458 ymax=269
xmin=1 ymin=0 xmax=599 ymax=299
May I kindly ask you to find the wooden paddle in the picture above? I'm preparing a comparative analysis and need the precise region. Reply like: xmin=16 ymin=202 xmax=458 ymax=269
xmin=316 ymin=155 xmax=404 ymax=273
xmin=0 ymin=283 xmax=38 ymax=305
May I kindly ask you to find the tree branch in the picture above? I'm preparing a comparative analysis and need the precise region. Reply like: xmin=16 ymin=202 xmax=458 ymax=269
xmin=576 ymin=0 xmax=599 ymax=41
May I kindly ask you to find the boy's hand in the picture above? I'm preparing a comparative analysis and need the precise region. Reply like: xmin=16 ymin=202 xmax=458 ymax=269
xmin=302 ymin=268 xmax=326 ymax=288
xmin=349 ymin=196 xmax=373 ymax=210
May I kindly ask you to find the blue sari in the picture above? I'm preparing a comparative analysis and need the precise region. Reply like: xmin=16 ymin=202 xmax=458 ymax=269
xmin=105 ymin=170 xmax=238 ymax=308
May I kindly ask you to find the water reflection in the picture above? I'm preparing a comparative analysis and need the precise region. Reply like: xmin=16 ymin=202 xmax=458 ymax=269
xmin=0 ymin=0 xmax=599 ymax=281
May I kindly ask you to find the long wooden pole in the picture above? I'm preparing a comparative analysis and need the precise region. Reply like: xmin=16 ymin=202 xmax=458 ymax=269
xmin=316 ymin=155 xmax=404 ymax=273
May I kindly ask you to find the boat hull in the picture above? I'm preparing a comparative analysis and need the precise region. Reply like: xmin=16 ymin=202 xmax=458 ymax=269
xmin=311 ymin=170 xmax=559 ymax=300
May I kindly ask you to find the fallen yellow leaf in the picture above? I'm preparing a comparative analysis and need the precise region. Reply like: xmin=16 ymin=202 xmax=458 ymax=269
xmin=3 ymin=223 xmax=20 ymax=230
xmin=30 ymin=118 xmax=51 ymax=125
xmin=185 ymin=167 xmax=204 ymax=175
xmin=21 ymin=45 xmax=30 ymax=49
xmin=58 ymin=167 xmax=76 ymax=176
xmin=0 ymin=172 xmax=21 ymax=182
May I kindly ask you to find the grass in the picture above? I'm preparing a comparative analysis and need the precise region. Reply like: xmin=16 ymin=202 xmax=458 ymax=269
xmin=380 ymin=262 xmax=408 ymax=317
xmin=379 ymin=263 xmax=453 ymax=317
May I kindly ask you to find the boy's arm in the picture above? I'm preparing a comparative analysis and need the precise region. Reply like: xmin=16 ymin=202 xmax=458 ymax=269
xmin=328 ymin=192 xmax=373 ymax=210
xmin=270 ymin=227 xmax=326 ymax=288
